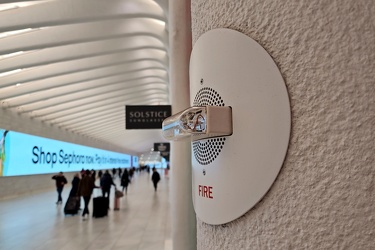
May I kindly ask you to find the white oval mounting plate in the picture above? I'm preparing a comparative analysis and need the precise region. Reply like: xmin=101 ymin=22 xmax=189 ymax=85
xmin=190 ymin=28 xmax=291 ymax=225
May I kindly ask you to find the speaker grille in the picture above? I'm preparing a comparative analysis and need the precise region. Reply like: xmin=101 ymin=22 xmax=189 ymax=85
xmin=193 ymin=87 xmax=226 ymax=165
xmin=193 ymin=87 xmax=225 ymax=107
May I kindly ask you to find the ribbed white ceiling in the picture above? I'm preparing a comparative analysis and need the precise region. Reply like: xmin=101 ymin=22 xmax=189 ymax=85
xmin=0 ymin=0 xmax=170 ymax=154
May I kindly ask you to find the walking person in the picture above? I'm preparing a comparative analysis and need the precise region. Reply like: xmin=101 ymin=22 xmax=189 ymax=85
xmin=100 ymin=170 xmax=116 ymax=198
xmin=128 ymin=167 xmax=134 ymax=183
xmin=151 ymin=167 xmax=161 ymax=192
xmin=118 ymin=167 xmax=122 ymax=179
xmin=52 ymin=172 xmax=67 ymax=204
xmin=120 ymin=169 xmax=129 ymax=194
xmin=77 ymin=170 xmax=97 ymax=220
xmin=80 ymin=168 xmax=85 ymax=178
xmin=112 ymin=168 xmax=117 ymax=179
xmin=98 ymin=170 xmax=103 ymax=179
xmin=91 ymin=169 xmax=96 ymax=180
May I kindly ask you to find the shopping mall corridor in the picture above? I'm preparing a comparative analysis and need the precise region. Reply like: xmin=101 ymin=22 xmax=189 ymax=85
xmin=0 ymin=170 xmax=172 ymax=250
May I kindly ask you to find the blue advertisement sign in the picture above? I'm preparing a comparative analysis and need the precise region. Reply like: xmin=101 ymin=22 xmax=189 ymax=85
xmin=132 ymin=155 xmax=139 ymax=167
xmin=0 ymin=129 xmax=131 ymax=177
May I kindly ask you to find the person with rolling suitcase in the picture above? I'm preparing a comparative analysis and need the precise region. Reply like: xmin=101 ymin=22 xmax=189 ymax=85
xmin=77 ymin=170 xmax=97 ymax=220
xmin=64 ymin=173 xmax=81 ymax=215
xmin=94 ymin=170 xmax=116 ymax=217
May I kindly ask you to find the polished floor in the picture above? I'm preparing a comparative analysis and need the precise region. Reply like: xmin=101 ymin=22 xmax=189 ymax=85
xmin=0 ymin=171 xmax=172 ymax=250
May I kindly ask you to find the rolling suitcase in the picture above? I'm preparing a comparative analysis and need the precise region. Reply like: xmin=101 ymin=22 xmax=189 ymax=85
xmin=114 ymin=189 xmax=123 ymax=211
xmin=92 ymin=197 xmax=109 ymax=218
xmin=114 ymin=197 xmax=120 ymax=211
xmin=64 ymin=196 xmax=79 ymax=215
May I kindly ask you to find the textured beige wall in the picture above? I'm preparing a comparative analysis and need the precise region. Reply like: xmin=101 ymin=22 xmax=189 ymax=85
xmin=191 ymin=0 xmax=374 ymax=249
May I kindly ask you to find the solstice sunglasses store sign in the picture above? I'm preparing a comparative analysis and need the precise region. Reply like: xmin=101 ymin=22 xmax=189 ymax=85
xmin=0 ymin=129 xmax=131 ymax=177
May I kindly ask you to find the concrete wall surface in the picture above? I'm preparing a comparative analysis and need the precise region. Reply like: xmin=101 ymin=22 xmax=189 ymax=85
xmin=191 ymin=0 xmax=375 ymax=249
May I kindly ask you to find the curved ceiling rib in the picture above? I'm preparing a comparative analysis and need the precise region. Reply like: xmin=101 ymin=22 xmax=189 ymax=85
xmin=0 ymin=0 xmax=170 ymax=154
xmin=25 ymin=78 xmax=165 ymax=118
xmin=0 ymin=0 xmax=166 ymax=32
xmin=1 ymin=67 xmax=168 ymax=104
xmin=43 ymin=90 xmax=167 ymax=124
xmin=1 ymin=67 xmax=168 ymax=102
xmin=0 ymin=36 xmax=166 ymax=74
xmin=5 ymin=78 xmax=168 ymax=109
xmin=26 ymin=88 xmax=166 ymax=120
xmin=59 ymin=108 xmax=128 ymax=128
xmin=0 ymin=18 xmax=167 ymax=56
xmin=16 ymin=86 xmax=169 ymax=114
xmin=1 ymin=49 xmax=168 ymax=87
xmin=7 ymin=84 xmax=168 ymax=114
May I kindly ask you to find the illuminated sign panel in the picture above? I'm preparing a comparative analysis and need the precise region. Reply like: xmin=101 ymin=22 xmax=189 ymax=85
xmin=154 ymin=142 xmax=170 ymax=161
xmin=125 ymin=105 xmax=172 ymax=129
xmin=132 ymin=156 xmax=139 ymax=167
xmin=0 ymin=129 xmax=131 ymax=177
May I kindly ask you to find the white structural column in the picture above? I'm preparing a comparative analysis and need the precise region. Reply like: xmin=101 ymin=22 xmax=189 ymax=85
xmin=169 ymin=0 xmax=197 ymax=249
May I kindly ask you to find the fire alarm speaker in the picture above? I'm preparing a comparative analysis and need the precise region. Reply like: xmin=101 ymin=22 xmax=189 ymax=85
xmin=162 ymin=28 xmax=291 ymax=225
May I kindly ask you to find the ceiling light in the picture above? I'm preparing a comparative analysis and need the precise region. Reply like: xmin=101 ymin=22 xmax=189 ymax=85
xmin=0 ymin=1 xmax=52 ymax=12
xmin=0 ymin=69 xmax=22 ymax=77
xmin=0 ymin=51 xmax=25 ymax=60
xmin=0 ymin=5 xmax=19 ymax=12
xmin=0 ymin=28 xmax=33 ymax=39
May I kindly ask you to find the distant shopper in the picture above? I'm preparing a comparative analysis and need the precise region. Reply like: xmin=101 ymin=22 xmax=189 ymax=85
xmin=98 ymin=170 xmax=103 ymax=179
xmin=128 ymin=167 xmax=135 ymax=183
xmin=80 ymin=168 xmax=85 ymax=177
xmin=52 ymin=172 xmax=68 ymax=204
xmin=91 ymin=169 xmax=96 ymax=180
xmin=151 ymin=167 xmax=161 ymax=192
xmin=100 ymin=170 xmax=116 ymax=197
xmin=121 ymin=169 xmax=129 ymax=194
xmin=77 ymin=170 xmax=97 ymax=219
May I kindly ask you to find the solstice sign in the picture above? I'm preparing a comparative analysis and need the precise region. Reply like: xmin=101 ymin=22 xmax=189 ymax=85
xmin=125 ymin=105 xmax=171 ymax=129
xmin=0 ymin=129 xmax=131 ymax=177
